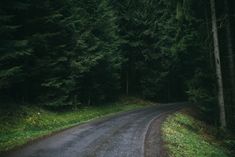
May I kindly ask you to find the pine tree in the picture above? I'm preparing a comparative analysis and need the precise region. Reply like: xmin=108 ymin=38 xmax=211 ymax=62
xmin=27 ymin=0 xmax=77 ymax=106
xmin=0 ymin=0 xmax=32 ymax=102
xmin=71 ymin=0 xmax=121 ymax=104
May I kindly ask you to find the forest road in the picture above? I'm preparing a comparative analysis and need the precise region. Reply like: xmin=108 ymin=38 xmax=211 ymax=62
xmin=3 ymin=103 xmax=184 ymax=157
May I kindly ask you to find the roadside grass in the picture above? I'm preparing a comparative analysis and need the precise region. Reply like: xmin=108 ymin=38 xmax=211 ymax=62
xmin=0 ymin=98 xmax=152 ymax=152
xmin=162 ymin=111 xmax=235 ymax=157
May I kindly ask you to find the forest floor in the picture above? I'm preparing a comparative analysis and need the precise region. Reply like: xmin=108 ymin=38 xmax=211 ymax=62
xmin=0 ymin=97 xmax=154 ymax=152
xmin=162 ymin=108 xmax=235 ymax=157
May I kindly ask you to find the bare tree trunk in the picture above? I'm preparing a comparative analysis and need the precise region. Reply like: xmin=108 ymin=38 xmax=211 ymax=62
xmin=88 ymin=95 xmax=91 ymax=106
xmin=210 ymin=0 xmax=227 ymax=128
xmin=204 ymin=6 xmax=214 ymax=68
xmin=126 ymin=71 xmax=129 ymax=96
xmin=225 ymin=0 xmax=235 ymax=105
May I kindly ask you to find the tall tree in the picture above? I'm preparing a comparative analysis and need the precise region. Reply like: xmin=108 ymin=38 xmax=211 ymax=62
xmin=26 ymin=0 xmax=77 ymax=106
xmin=224 ymin=0 xmax=235 ymax=106
xmin=0 ymin=0 xmax=32 ymax=102
xmin=210 ymin=0 xmax=226 ymax=128
xmin=71 ymin=0 xmax=121 ymax=105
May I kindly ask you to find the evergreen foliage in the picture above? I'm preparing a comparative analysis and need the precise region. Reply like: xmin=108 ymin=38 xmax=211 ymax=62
xmin=0 ymin=0 xmax=234 ymax=129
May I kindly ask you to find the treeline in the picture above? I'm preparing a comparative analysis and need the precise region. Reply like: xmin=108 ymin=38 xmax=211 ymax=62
xmin=0 ymin=0 xmax=234 ymax=129
xmin=0 ymin=0 xmax=121 ymax=106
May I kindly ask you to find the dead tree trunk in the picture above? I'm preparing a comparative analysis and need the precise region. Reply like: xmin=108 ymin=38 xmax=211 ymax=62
xmin=210 ymin=0 xmax=227 ymax=128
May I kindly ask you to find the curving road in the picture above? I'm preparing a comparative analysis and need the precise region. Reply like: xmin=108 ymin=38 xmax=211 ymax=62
xmin=3 ymin=104 xmax=182 ymax=157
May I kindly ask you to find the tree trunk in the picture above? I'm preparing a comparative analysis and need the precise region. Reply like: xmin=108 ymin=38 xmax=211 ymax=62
xmin=204 ymin=6 xmax=214 ymax=68
xmin=88 ymin=94 xmax=91 ymax=106
xmin=224 ymin=0 xmax=235 ymax=105
xmin=126 ymin=71 xmax=129 ymax=96
xmin=210 ymin=0 xmax=227 ymax=129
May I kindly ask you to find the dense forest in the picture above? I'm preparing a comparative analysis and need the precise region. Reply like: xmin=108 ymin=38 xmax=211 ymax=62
xmin=0 ymin=0 xmax=234 ymax=130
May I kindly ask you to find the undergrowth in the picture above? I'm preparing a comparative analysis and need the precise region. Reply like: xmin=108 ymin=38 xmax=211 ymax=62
xmin=0 ymin=98 xmax=151 ymax=152
xmin=162 ymin=111 xmax=235 ymax=157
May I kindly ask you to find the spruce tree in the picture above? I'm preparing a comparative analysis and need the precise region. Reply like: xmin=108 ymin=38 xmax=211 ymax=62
xmin=0 ymin=0 xmax=32 ymax=102
xmin=71 ymin=0 xmax=121 ymax=104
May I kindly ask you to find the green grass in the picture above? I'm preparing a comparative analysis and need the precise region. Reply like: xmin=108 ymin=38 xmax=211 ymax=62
xmin=0 ymin=98 xmax=151 ymax=152
xmin=162 ymin=112 xmax=234 ymax=157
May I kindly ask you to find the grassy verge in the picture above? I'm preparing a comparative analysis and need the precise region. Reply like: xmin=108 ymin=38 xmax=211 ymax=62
xmin=162 ymin=110 xmax=235 ymax=157
xmin=0 ymin=98 xmax=152 ymax=152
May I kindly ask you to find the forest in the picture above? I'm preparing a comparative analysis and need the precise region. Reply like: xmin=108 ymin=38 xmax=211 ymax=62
xmin=0 ymin=0 xmax=235 ymax=145
xmin=1 ymin=0 xmax=235 ymax=129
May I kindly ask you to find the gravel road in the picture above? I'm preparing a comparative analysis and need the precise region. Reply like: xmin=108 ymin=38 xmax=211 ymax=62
xmin=3 ymin=104 xmax=182 ymax=157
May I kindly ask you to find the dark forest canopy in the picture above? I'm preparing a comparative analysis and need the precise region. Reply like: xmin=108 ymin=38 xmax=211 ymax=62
xmin=0 ymin=0 xmax=234 ymax=129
